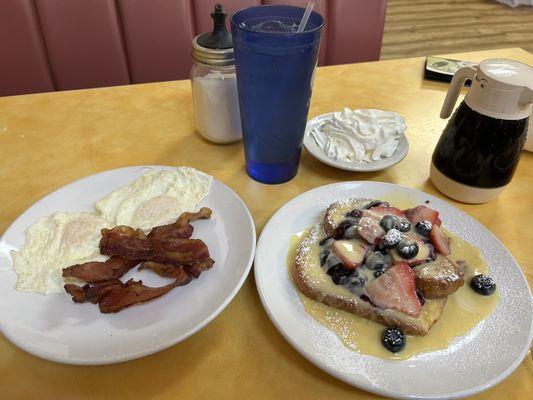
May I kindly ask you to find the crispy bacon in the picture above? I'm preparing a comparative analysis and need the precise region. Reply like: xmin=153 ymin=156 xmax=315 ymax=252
xmin=140 ymin=258 xmax=214 ymax=279
xmin=64 ymin=277 xmax=191 ymax=313
xmin=99 ymin=226 xmax=153 ymax=260
xmin=65 ymin=279 xmax=124 ymax=304
xmin=100 ymin=229 xmax=211 ymax=266
xmin=186 ymin=258 xmax=214 ymax=277
xmin=139 ymin=262 xmax=193 ymax=280
xmin=150 ymin=238 xmax=211 ymax=265
xmin=62 ymin=256 xmax=138 ymax=283
xmin=64 ymin=283 xmax=89 ymax=303
xmin=97 ymin=279 xmax=179 ymax=313
xmin=148 ymin=207 xmax=212 ymax=241
xmin=64 ymin=208 xmax=214 ymax=313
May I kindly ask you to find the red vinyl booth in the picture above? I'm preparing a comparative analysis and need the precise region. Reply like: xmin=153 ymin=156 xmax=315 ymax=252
xmin=0 ymin=0 xmax=387 ymax=96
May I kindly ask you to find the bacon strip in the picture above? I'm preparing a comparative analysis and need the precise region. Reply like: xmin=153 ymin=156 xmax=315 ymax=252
xmin=99 ymin=226 xmax=153 ymax=260
xmin=62 ymin=256 xmax=138 ymax=283
xmin=65 ymin=279 xmax=124 ymax=304
xmin=140 ymin=258 xmax=214 ymax=279
xmin=100 ymin=229 xmax=211 ymax=266
xmin=148 ymin=207 xmax=212 ymax=241
xmin=97 ymin=279 xmax=179 ymax=313
xmin=64 ymin=276 xmax=192 ymax=313
xmin=185 ymin=258 xmax=214 ymax=278
xmin=139 ymin=262 xmax=193 ymax=280
xmin=64 ymin=208 xmax=214 ymax=313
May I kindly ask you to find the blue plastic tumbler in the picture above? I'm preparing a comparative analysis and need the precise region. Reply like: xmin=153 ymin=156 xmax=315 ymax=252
xmin=231 ymin=5 xmax=324 ymax=184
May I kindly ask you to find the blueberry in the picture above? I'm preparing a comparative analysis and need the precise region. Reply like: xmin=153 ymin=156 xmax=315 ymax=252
xmin=380 ymin=215 xmax=399 ymax=231
xmin=374 ymin=267 xmax=387 ymax=278
xmin=343 ymin=225 xmax=359 ymax=239
xmin=333 ymin=220 xmax=356 ymax=240
xmin=346 ymin=209 xmax=362 ymax=219
xmin=365 ymin=251 xmax=391 ymax=270
xmin=319 ymin=236 xmax=332 ymax=246
xmin=415 ymin=220 xmax=432 ymax=236
xmin=470 ymin=274 xmax=496 ymax=295
xmin=381 ymin=327 xmax=406 ymax=353
xmin=397 ymin=239 xmax=419 ymax=259
xmin=396 ymin=220 xmax=411 ymax=232
xmin=327 ymin=264 xmax=351 ymax=285
xmin=320 ymin=250 xmax=329 ymax=266
xmin=416 ymin=290 xmax=425 ymax=306
xmin=383 ymin=229 xmax=403 ymax=248
xmin=346 ymin=273 xmax=366 ymax=288
xmin=368 ymin=262 xmax=383 ymax=270
xmin=364 ymin=200 xmax=389 ymax=209
xmin=360 ymin=294 xmax=373 ymax=304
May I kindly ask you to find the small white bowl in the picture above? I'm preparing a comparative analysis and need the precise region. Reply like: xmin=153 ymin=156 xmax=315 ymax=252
xmin=303 ymin=112 xmax=409 ymax=172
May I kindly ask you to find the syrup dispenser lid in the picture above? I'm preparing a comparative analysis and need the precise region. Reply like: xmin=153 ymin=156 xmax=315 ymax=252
xmin=478 ymin=59 xmax=533 ymax=91
xmin=440 ymin=58 xmax=532 ymax=121
xmin=465 ymin=58 xmax=533 ymax=120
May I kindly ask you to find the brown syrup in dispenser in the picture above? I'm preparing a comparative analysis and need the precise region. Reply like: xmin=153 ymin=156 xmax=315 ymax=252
xmin=432 ymin=102 xmax=528 ymax=188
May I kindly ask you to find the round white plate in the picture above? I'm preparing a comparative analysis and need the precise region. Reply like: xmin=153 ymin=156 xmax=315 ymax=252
xmin=254 ymin=181 xmax=533 ymax=399
xmin=0 ymin=166 xmax=256 ymax=365
xmin=303 ymin=112 xmax=409 ymax=172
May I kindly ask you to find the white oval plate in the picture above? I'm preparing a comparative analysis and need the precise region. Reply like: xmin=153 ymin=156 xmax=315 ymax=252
xmin=303 ymin=112 xmax=409 ymax=172
xmin=0 ymin=166 xmax=256 ymax=365
xmin=254 ymin=181 xmax=532 ymax=399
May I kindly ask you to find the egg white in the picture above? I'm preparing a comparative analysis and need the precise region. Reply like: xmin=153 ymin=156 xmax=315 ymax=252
xmin=11 ymin=212 xmax=109 ymax=294
xmin=95 ymin=167 xmax=212 ymax=231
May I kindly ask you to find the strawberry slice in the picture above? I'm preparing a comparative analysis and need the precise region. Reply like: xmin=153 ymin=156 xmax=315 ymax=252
xmin=366 ymin=263 xmax=422 ymax=317
xmin=367 ymin=206 xmax=406 ymax=219
xmin=404 ymin=205 xmax=442 ymax=226
xmin=429 ymin=224 xmax=450 ymax=255
xmin=357 ymin=212 xmax=384 ymax=245
xmin=356 ymin=207 xmax=408 ymax=245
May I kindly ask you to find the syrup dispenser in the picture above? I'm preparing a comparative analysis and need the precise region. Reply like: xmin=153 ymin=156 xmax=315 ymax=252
xmin=431 ymin=58 xmax=533 ymax=203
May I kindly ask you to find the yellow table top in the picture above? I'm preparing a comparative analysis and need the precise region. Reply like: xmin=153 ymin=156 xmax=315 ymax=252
xmin=0 ymin=48 xmax=531 ymax=399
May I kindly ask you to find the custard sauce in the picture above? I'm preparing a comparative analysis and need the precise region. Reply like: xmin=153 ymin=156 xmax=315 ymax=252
xmin=288 ymin=228 xmax=499 ymax=361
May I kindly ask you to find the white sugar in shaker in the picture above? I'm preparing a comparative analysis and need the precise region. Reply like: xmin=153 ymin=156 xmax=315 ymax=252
xmin=191 ymin=4 xmax=242 ymax=144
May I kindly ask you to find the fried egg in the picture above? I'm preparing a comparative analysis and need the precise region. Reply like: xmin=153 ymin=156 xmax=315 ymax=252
xmin=11 ymin=167 xmax=212 ymax=294
xmin=11 ymin=212 xmax=109 ymax=294
xmin=95 ymin=167 xmax=212 ymax=231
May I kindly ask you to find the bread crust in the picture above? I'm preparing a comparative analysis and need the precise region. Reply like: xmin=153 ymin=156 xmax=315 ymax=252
xmin=323 ymin=198 xmax=372 ymax=237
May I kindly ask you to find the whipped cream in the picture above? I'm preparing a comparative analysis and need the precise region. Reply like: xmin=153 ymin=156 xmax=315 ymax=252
xmin=311 ymin=108 xmax=407 ymax=162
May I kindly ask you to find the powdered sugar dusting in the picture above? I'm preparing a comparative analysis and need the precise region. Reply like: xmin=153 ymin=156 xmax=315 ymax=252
xmin=324 ymin=197 xmax=372 ymax=232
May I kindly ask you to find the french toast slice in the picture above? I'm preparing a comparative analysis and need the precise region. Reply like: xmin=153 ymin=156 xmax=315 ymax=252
xmin=323 ymin=198 xmax=464 ymax=299
xmin=294 ymin=224 xmax=446 ymax=336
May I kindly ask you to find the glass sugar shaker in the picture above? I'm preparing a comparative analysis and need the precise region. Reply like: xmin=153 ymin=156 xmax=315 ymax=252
xmin=191 ymin=4 xmax=242 ymax=144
